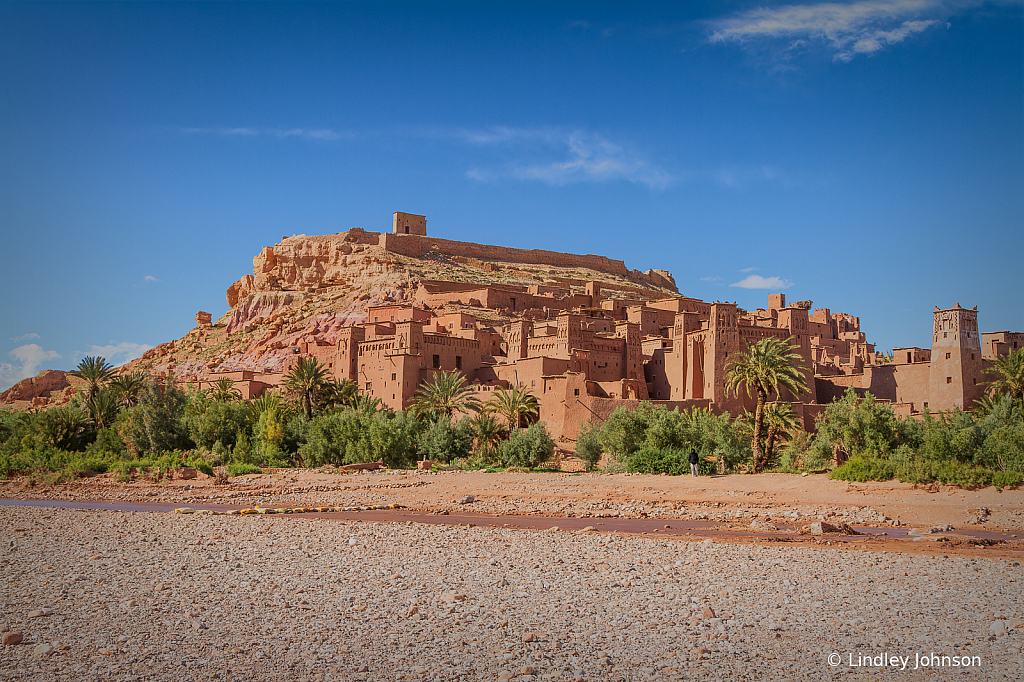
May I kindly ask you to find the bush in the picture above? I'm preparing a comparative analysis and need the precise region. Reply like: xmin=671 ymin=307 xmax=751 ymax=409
xmin=497 ymin=423 xmax=554 ymax=469
xmin=301 ymin=408 xmax=421 ymax=467
xmin=626 ymin=446 xmax=717 ymax=476
xmin=829 ymin=455 xmax=898 ymax=482
xmin=627 ymin=446 xmax=689 ymax=476
xmin=227 ymin=462 xmax=262 ymax=477
xmin=186 ymin=401 xmax=249 ymax=451
xmin=575 ymin=419 xmax=603 ymax=471
xmin=418 ymin=418 xmax=472 ymax=464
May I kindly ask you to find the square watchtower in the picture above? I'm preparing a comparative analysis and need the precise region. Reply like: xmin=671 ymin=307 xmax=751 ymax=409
xmin=393 ymin=212 xmax=427 ymax=235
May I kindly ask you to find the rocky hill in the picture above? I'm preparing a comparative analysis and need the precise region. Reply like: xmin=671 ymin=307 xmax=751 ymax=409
xmin=2 ymin=228 xmax=677 ymax=410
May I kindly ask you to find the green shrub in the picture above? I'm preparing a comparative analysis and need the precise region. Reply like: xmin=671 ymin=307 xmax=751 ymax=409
xmin=829 ymin=455 xmax=898 ymax=482
xmin=301 ymin=408 xmax=421 ymax=467
xmin=497 ymin=423 xmax=554 ymax=469
xmin=992 ymin=470 xmax=1023 ymax=490
xmin=417 ymin=418 xmax=472 ymax=464
xmin=575 ymin=419 xmax=603 ymax=471
xmin=627 ymin=446 xmax=688 ymax=476
xmin=626 ymin=446 xmax=716 ymax=476
xmin=227 ymin=463 xmax=262 ymax=477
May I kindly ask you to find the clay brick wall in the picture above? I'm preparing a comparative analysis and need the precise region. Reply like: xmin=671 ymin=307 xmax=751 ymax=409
xmin=375 ymin=231 xmax=675 ymax=289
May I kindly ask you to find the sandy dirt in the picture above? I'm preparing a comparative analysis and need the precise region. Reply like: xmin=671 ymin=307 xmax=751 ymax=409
xmin=3 ymin=470 xmax=1022 ymax=559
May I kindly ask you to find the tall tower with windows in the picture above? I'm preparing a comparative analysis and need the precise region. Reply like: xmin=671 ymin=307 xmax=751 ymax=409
xmin=929 ymin=304 xmax=984 ymax=410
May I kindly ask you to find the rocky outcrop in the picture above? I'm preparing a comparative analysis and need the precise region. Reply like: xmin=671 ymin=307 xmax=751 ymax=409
xmin=226 ymin=275 xmax=254 ymax=307
xmin=225 ymin=291 xmax=304 ymax=334
xmin=0 ymin=370 xmax=75 ymax=405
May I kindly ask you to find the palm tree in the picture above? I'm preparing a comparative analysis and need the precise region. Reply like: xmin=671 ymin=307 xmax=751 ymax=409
xmin=108 ymin=372 xmax=146 ymax=408
xmin=320 ymin=378 xmax=359 ymax=411
xmin=39 ymin=405 xmax=88 ymax=450
xmin=486 ymin=385 xmax=540 ymax=431
xmin=209 ymin=377 xmax=242 ymax=402
xmin=283 ymin=357 xmax=331 ymax=420
xmin=762 ymin=402 xmax=803 ymax=467
xmin=410 ymin=370 xmax=481 ymax=421
xmin=972 ymin=392 xmax=1002 ymax=418
xmin=351 ymin=393 xmax=385 ymax=414
xmin=247 ymin=390 xmax=290 ymax=423
xmin=984 ymin=347 xmax=1024 ymax=403
xmin=470 ymin=412 xmax=506 ymax=459
xmin=69 ymin=356 xmax=116 ymax=400
xmin=725 ymin=336 xmax=809 ymax=473
xmin=85 ymin=390 xmax=120 ymax=430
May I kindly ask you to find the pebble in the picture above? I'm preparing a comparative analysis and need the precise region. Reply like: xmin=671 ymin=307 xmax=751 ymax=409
xmin=27 ymin=608 xmax=52 ymax=617
xmin=2 ymin=633 xmax=23 ymax=646
xmin=33 ymin=643 xmax=53 ymax=657
xmin=0 ymin=504 xmax=1020 ymax=680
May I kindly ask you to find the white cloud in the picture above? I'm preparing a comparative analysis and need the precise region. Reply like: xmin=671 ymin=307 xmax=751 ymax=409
xmin=144 ymin=275 xmax=159 ymax=282
xmin=81 ymin=342 xmax=154 ymax=367
xmin=9 ymin=332 xmax=40 ymax=342
xmin=460 ymin=127 xmax=673 ymax=188
xmin=183 ymin=127 xmax=351 ymax=141
xmin=708 ymin=0 xmax=969 ymax=62
xmin=700 ymin=276 xmax=724 ymax=283
xmin=730 ymin=274 xmax=794 ymax=289
xmin=0 ymin=344 xmax=62 ymax=391
xmin=739 ymin=266 xmax=761 ymax=273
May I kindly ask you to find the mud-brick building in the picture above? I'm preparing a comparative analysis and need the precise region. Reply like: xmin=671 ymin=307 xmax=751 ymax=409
xmin=815 ymin=304 xmax=993 ymax=415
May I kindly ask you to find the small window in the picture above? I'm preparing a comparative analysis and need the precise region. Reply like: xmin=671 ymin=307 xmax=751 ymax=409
xmin=432 ymin=354 xmax=440 ymax=369
xmin=574 ymin=388 xmax=580 ymax=396
xmin=973 ymin=379 xmax=977 ymax=385
xmin=365 ymin=382 xmax=371 ymax=390
xmin=391 ymin=373 xmax=397 ymax=381
xmin=945 ymin=353 xmax=951 ymax=359
xmin=455 ymin=356 xmax=462 ymax=370
xmin=971 ymin=354 xmax=975 ymax=360
xmin=924 ymin=402 xmax=929 ymax=409
xmin=946 ymin=377 xmax=952 ymax=384
xmin=944 ymin=332 xmax=947 ymax=338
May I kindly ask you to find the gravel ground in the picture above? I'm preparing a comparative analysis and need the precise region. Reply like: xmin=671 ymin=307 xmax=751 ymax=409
xmin=1 ymin=506 xmax=1021 ymax=681
xmin=8 ymin=469 xmax=1022 ymax=533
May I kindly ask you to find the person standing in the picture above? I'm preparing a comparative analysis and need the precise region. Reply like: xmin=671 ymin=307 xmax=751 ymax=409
xmin=689 ymin=448 xmax=699 ymax=477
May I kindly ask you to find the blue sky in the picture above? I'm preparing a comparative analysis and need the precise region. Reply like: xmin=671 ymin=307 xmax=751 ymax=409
xmin=1 ymin=1 xmax=1021 ymax=389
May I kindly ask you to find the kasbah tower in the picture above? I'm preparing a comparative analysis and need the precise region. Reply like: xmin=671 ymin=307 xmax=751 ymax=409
xmin=930 ymin=304 xmax=985 ymax=410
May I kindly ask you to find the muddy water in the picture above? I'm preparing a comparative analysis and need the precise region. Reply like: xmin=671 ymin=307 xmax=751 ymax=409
xmin=2 ymin=498 xmax=1014 ymax=543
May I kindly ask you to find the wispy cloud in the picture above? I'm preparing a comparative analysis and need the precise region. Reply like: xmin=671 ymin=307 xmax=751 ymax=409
xmin=9 ymin=332 xmax=40 ymax=343
xmin=0 ymin=344 xmax=61 ymax=391
xmin=730 ymin=274 xmax=794 ymax=289
xmin=80 ymin=342 xmax=154 ymax=367
xmin=183 ymin=127 xmax=353 ymax=141
xmin=739 ymin=266 xmax=761 ymax=273
xmin=709 ymin=0 xmax=970 ymax=62
xmin=144 ymin=275 xmax=159 ymax=282
xmin=460 ymin=127 xmax=673 ymax=188
xmin=700 ymin=276 xmax=724 ymax=283
xmin=182 ymin=123 xmax=675 ymax=188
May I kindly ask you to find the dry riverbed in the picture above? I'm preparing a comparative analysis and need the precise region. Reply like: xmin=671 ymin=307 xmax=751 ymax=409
xmin=4 ymin=469 xmax=1024 ymax=534
xmin=2 ymin=500 xmax=1023 ymax=681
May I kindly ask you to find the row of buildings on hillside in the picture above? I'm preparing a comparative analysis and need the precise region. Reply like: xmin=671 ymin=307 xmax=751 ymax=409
xmin=197 ymin=215 xmax=1022 ymax=444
